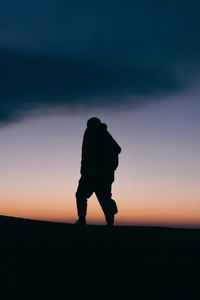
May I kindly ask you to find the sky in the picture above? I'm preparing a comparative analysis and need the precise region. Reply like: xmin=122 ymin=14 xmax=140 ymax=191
xmin=0 ymin=0 xmax=200 ymax=227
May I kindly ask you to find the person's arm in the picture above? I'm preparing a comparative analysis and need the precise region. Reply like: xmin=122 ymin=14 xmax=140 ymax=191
xmin=106 ymin=131 xmax=121 ymax=154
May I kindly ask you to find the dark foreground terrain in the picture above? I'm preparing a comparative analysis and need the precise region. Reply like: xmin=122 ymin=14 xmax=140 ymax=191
xmin=0 ymin=215 xmax=200 ymax=299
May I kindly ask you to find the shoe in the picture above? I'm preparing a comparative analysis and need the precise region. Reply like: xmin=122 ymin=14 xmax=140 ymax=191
xmin=106 ymin=214 xmax=114 ymax=227
xmin=75 ymin=218 xmax=87 ymax=226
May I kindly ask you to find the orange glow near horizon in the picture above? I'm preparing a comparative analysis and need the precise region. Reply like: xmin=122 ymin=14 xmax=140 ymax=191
xmin=1 ymin=193 xmax=200 ymax=228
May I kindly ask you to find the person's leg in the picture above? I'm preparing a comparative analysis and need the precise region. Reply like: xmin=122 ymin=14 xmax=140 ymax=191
xmin=95 ymin=173 xmax=118 ymax=226
xmin=75 ymin=175 xmax=93 ymax=224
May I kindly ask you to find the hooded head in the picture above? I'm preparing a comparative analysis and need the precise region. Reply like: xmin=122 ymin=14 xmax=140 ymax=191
xmin=86 ymin=117 xmax=101 ymax=128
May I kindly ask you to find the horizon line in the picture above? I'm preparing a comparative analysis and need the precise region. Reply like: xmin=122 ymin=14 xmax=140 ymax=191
xmin=1 ymin=214 xmax=200 ymax=230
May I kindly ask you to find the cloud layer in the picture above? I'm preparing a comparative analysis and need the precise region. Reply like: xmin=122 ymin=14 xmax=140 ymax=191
xmin=0 ymin=0 xmax=200 ymax=124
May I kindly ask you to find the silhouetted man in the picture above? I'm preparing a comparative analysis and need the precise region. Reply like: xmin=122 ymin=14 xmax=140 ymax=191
xmin=75 ymin=117 xmax=121 ymax=226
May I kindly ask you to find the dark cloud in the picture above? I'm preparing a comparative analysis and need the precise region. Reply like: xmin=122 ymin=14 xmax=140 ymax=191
xmin=0 ymin=0 xmax=200 ymax=124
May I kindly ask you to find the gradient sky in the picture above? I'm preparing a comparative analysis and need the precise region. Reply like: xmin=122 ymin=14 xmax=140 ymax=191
xmin=0 ymin=0 xmax=200 ymax=227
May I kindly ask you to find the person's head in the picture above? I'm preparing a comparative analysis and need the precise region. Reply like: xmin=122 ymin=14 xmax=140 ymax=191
xmin=86 ymin=117 xmax=101 ymax=128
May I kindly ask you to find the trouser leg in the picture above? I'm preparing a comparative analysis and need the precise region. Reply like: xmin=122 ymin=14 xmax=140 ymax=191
xmin=75 ymin=176 xmax=93 ymax=219
xmin=95 ymin=180 xmax=117 ymax=225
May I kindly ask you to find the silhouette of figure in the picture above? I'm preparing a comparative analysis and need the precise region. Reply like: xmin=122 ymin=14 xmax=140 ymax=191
xmin=75 ymin=117 xmax=121 ymax=226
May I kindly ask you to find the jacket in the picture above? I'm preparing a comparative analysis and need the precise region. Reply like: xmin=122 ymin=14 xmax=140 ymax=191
xmin=80 ymin=123 xmax=121 ymax=175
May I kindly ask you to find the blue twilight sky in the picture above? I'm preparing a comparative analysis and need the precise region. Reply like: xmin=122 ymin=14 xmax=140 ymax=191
xmin=0 ymin=0 xmax=200 ymax=124
xmin=0 ymin=0 xmax=200 ymax=226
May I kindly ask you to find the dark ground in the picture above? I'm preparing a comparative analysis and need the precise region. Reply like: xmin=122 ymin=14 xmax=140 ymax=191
xmin=0 ymin=215 xmax=200 ymax=299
